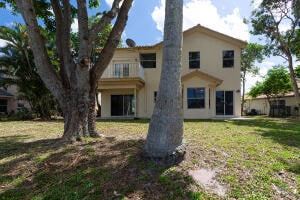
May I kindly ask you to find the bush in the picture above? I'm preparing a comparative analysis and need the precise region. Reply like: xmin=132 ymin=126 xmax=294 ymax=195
xmin=9 ymin=109 xmax=35 ymax=120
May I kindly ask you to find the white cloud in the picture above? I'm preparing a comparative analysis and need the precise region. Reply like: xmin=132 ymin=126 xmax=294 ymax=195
xmin=71 ymin=18 xmax=78 ymax=33
xmin=152 ymin=0 xmax=250 ymax=41
xmin=105 ymin=0 xmax=114 ymax=7
xmin=0 ymin=39 xmax=7 ymax=47
xmin=252 ymin=0 xmax=262 ymax=9
xmin=105 ymin=0 xmax=127 ymax=8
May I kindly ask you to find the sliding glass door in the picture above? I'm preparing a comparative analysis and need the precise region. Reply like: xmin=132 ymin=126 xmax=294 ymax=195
xmin=111 ymin=95 xmax=134 ymax=116
xmin=216 ymin=91 xmax=233 ymax=115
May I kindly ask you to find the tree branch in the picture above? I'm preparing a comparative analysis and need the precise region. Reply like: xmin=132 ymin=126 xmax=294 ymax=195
xmin=88 ymin=0 xmax=122 ymax=49
xmin=77 ymin=0 xmax=89 ymax=59
xmin=51 ymin=0 xmax=75 ymax=89
xmin=92 ymin=0 xmax=133 ymax=80
xmin=15 ymin=0 xmax=65 ymax=104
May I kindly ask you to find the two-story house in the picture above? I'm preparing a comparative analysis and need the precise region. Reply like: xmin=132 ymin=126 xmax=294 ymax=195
xmin=98 ymin=24 xmax=247 ymax=119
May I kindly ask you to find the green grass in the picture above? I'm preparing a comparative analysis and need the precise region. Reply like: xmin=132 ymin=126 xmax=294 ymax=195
xmin=0 ymin=116 xmax=299 ymax=199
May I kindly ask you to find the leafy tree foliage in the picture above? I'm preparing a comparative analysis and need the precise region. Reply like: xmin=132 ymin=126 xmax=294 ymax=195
xmin=251 ymin=0 xmax=300 ymax=104
xmin=241 ymin=43 xmax=265 ymax=115
xmin=0 ymin=23 xmax=57 ymax=119
xmin=295 ymin=65 xmax=300 ymax=78
xmin=248 ymin=65 xmax=293 ymax=101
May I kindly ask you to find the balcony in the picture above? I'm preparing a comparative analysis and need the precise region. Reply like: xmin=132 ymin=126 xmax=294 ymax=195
xmin=98 ymin=62 xmax=145 ymax=91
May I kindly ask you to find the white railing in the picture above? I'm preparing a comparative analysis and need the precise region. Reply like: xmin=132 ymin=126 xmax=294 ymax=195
xmin=101 ymin=62 xmax=144 ymax=79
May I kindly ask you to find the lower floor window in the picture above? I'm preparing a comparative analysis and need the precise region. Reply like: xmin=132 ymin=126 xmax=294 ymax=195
xmin=111 ymin=95 xmax=135 ymax=116
xmin=0 ymin=99 xmax=8 ymax=113
xmin=187 ymin=88 xmax=205 ymax=108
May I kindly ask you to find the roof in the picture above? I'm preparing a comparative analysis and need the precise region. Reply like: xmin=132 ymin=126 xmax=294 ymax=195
xmin=181 ymin=70 xmax=223 ymax=87
xmin=182 ymin=24 xmax=247 ymax=48
xmin=246 ymin=92 xmax=297 ymax=100
xmin=108 ymin=24 xmax=247 ymax=51
xmin=0 ymin=89 xmax=14 ymax=98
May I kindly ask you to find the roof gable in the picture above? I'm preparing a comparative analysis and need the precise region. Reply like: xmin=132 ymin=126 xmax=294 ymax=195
xmin=113 ymin=24 xmax=247 ymax=51
xmin=183 ymin=24 xmax=247 ymax=48
xmin=181 ymin=70 xmax=223 ymax=87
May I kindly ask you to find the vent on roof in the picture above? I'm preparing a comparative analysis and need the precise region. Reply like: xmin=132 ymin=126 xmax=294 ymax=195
xmin=126 ymin=38 xmax=136 ymax=47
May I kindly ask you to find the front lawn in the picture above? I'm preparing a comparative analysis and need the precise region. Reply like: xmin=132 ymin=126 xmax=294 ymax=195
xmin=0 ymin=117 xmax=299 ymax=199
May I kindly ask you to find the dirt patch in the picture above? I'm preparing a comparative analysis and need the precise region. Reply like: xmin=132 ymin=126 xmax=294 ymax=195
xmin=188 ymin=168 xmax=226 ymax=197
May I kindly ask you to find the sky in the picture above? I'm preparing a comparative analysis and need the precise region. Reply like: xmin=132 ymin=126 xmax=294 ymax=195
xmin=0 ymin=0 xmax=298 ymax=92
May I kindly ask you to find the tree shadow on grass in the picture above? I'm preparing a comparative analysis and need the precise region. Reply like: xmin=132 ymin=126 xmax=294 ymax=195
xmin=0 ymin=137 xmax=199 ymax=200
xmin=96 ymin=118 xmax=150 ymax=124
xmin=0 ymin=135 xmax=61 ymax=160
xmin=230 ymin=117 xmax=300 ymax=149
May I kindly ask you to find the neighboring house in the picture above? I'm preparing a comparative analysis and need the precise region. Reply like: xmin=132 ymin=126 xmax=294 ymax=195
xmin=0 ymin=78 xmax=29 ymax=115
xmin=244 ymin=83 xmax=300 ymax=117
xmin=98 ymin=24 xmax=247 ymax=119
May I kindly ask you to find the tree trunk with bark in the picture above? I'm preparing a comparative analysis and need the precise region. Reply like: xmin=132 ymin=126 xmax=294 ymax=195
xmin=87 ymin=77 xmax=100 ymax=137
xmin=286 ymin=54 xmax=300 ymax=106
xmin=241 ymin=69 xmax=247 ymax=115
xmin=144 ymin=0 xmax=185 ymax=164
xmin=15 ymin=0 xmax=133 ymax=142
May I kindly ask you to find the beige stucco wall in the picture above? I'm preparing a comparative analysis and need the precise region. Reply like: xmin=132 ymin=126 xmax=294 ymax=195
xmin=182 ymin=31 xmax=241 ymax=118
xmin=245 ymin=96 xmax=299 ymax=116
xmin=100 ymin=28 xmax=243 ymax=118
xmin=0 ymin=85 xmax=30 ymax=114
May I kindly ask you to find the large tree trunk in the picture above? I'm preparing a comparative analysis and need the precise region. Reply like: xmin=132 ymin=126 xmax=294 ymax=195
xmin=60 ymin=89 xmax=90 ymax=141
xmin=241 ymin=69 xmax=247 ymax=115
xmin=144 ymin=0 xmax=185 ymax=162
xmin=15 ymin=0 xmax=133 ymax=142
xmin=286 ymin=54 xmax=300 ymax=106
xmin=87 ymin=78 xmax=100 ymax=137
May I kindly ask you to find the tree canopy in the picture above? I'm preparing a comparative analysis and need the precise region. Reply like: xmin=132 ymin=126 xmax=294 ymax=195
xmin=251 ymin=0 xmax=300 ymax=104
xmin=248 ymin=65 xmax=293 ymax=99
xmin=240 ymin=43 xmax=265 ymax=115
xmin=0 ymin=23 xmax=56 ymax=119
xmin=295 ymin=65 xmax=300 ymax=78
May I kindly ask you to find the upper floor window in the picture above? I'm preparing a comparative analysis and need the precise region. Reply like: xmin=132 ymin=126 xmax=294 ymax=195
xmin=114 ymin=63 xmax=129 ymax=78
xmin=187 ymin=88 xmax=205 ymax=109
xmin=123 ymin=63 xmax=129 ymax=77
xmin=114 ymin=64 xmax=121 ymax=77
xmin=140 ymin=53 xmax=156 ymax=68
xmin=223 ymin=50 xmax=234 ymax=68
xmin=189 ymin=51 xmax=200 ymax=69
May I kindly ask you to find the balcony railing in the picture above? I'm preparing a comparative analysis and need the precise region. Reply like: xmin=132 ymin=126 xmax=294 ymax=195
xmin=101 ymin=62 xmax=144 ymax=80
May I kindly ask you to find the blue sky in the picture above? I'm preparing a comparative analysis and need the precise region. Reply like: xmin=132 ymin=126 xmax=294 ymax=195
xmin=0 ymin=0 xmax=298 ymax=92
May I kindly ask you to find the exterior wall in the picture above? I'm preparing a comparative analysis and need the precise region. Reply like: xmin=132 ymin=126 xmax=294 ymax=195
xmin=99 ymin=27 xmax=243 ymax=119
xmin=182 ymin=77 xmax=213 ymax=119
xmin=0 ymin=85 xmax=30 ymax=114
xmin=245 ymin=96 xmax=299 ymax=116
xmin=244 ymin=98 xmax=269 ymax=115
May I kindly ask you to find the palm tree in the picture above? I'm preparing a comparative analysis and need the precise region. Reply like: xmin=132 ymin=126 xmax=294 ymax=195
xmin=0 ymin=23 xmax=56 ymax=119
xmin=144 ymin=0 xmax=185 ymax=164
